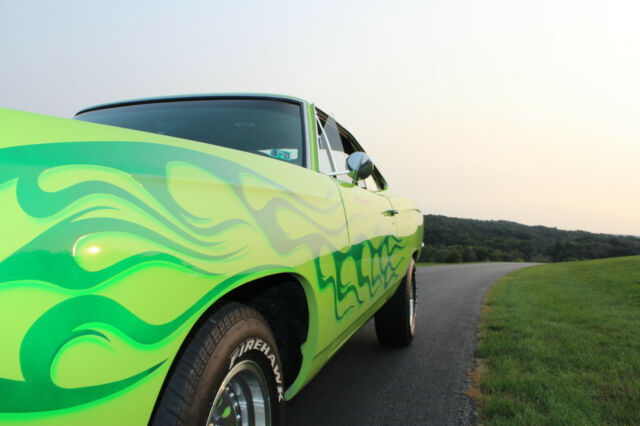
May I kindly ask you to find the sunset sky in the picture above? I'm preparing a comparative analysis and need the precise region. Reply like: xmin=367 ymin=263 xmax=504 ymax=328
xmin=2 ymin=0 xmax=638 ymax=235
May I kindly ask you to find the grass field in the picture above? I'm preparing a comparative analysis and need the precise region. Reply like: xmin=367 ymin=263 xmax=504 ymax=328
xmin=471 ymin=256 xmax=640 ymax=425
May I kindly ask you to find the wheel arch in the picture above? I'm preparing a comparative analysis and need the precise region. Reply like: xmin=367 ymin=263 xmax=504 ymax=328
xmin=148 ymin=271 xmax=315 ymax=423
xmin=218 ymin=272 xmax=314 ymax=390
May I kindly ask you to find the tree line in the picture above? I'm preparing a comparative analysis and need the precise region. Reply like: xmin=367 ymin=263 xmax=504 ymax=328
xmin=419 ymin=215 xmax=640 ymax=263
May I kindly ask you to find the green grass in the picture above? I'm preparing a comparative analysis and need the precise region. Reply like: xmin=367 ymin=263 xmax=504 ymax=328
xmin=472 ymin=256 xmax=640 ymax=425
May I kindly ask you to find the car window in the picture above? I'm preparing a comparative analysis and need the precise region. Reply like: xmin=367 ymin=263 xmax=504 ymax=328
xmin=316 ymin=113 xmax=345 ymax=170
xmin=75 ymin=99 xmax=306 ymax=167
xmin=320 ymin=118 xmax=357 ymax=184
xmin=316 ymin=109 xmax=386 ymax=190
xmin=316 ymin=119 xmax=335 ymax=174
xmin=334 ymin=126 xmax=368 ymax=185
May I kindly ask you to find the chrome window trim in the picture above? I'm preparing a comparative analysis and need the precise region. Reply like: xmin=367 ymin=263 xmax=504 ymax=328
xmin=302 ymin=100 xmax=311 ymax=169
xmin=314 ymin=107 xmax=339 ymax=175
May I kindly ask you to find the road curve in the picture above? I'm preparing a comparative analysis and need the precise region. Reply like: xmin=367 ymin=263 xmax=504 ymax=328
xmin=286 ymin=262 xmax=539 ymax=425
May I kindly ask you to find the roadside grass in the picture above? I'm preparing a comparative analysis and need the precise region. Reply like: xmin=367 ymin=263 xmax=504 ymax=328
xmin=471 ymin=256 xmax=640 ymax=425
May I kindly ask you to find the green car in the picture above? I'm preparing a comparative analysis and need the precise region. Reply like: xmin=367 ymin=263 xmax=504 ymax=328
xmin=0 ymin=94 xmax=423 ymax=425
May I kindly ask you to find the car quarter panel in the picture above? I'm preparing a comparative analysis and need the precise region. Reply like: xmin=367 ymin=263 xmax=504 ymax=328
xmin=0 ymin=109 xmax=350 ymax=424
xmin=0 ymin=106 xmax=424 ymax=424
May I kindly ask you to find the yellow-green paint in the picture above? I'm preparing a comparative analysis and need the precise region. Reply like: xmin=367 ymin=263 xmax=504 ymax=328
xmin=0 ymin=104 xmax=422 ymax=424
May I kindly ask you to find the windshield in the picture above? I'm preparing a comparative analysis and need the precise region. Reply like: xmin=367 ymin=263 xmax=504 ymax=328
xmin=75 ymin=98 xmax=306 ymax=166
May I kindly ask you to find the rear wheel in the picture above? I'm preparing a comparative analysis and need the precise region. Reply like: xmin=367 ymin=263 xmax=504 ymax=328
xmin=152 ymin=302 xmax=285 ymax=426
xmin=374 ymin=258 xmax=417 ymax=347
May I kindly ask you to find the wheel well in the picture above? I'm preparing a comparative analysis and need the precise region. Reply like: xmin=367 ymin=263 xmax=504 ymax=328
xmin=221 ymin=274 xmax=309 ymax=389
xmin=149 ymin=274 xmax=309 ymax=424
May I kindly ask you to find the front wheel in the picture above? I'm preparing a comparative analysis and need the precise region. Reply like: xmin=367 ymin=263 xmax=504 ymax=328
xmin=374 ymin=258 xmax=417 ymax=347
xmin=152 ymin=302 xmax=285 ymax=426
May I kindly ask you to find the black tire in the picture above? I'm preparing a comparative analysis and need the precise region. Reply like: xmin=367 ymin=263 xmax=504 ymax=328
xmin=151 ymin=302 xmax=285 ymax=426
xmin=374 ymin=258 xmax=417 ymax=347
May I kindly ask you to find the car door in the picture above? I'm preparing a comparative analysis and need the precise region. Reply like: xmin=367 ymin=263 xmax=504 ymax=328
xmin=316 ymin=111 xmax=399 ymax=320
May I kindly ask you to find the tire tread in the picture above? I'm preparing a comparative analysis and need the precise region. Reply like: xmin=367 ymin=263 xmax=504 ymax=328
xmin=151 ymin=302 xmax=278 ymax=426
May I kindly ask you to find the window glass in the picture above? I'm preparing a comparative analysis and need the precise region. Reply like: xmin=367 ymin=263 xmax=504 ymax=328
xmin=76 ymin=99 xmax=306 ymax=166
xmin=316 ymin=119 xmax=334 ymax=174
xmin=317 ymin=114 xmax=347 ymax=172
xmin=335 ymin=129 xmax=359 ymax=184
xmin=317 ymin=116 xmax=356 ymax=183
xmin=316 ymin=109 xmax=385 ymax=190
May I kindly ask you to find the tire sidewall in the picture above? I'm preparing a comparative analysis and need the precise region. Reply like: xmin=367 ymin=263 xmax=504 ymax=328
xmin=189 ymin=314 xmax=286 ymax=425
xmin=399 ymin=259 xmax=417 ymax=341
xmin=407 ymin=259 xmax=417 ymax=337
xmin=374 ymin=257 xmax=417 ymax=346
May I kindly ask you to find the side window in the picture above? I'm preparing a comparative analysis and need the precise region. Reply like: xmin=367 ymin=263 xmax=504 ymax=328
xmin=327 ymin=122 xmax=358 ymax=184
xmin=316 ymin=119 xmax=334 ymax=174
xmin=317 ymin=113 xmax=346 ymax=171
xmin=316 ymin=108 xmax=385 ymax=191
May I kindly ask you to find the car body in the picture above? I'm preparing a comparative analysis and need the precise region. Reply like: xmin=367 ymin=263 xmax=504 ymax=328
xmin=0 ymin=94 xmax=423 ymax=425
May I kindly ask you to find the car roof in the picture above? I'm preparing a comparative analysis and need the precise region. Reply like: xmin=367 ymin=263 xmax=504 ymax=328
xmin=75 ymin=93 xmax=309 ymax=115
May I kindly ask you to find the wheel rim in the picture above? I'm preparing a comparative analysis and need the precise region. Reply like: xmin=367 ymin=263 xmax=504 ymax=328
xmin=409 ymin=272 xmax=416 ymax=335
xmin=207 ymin=360 xmax=271 ymax=426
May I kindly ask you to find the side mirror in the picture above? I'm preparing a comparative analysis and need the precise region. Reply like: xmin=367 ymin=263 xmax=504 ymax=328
xmin=346 ymin=151 xmax=373 ymax=183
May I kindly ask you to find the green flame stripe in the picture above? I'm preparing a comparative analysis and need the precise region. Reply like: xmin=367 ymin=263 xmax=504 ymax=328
xmin=0 ymin=140 xmax=410 ymax=414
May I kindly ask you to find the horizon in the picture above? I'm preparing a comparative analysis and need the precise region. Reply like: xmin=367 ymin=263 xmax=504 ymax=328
xmin=423 ymin=213 xmax=640 ymax=238
xmin=2 ymin=1 xmax=638 ymax=235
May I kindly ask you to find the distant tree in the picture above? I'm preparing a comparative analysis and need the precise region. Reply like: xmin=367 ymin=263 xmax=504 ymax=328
xmin=445 ymin=248 xmax=463 ymax=263
xmin=488 ymin=249 xmax=504 ymax=261
xmin=475 ymin=246 xmax=491 ymax=261
xmin=462 ymin=246 xmax=477 ymax=262
xmin=531 ymin=254 xmax=551 ymax=263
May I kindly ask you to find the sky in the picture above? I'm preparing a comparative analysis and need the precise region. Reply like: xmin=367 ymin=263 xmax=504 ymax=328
xmin=1 ymin=0 xmax=639 ymax=235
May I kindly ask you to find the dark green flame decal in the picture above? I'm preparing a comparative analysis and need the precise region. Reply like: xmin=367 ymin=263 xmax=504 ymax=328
xmin=315 ymin=236 xmax=405 ymax=320
xmin=0 ymin=141 xmax=408 ymax=414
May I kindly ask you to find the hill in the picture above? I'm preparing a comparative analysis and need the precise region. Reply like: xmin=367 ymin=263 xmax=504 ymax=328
xmin=420 ymin=215 xmax=640 ymax=263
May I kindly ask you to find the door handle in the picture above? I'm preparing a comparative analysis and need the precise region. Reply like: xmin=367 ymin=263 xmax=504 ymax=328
xmin=383 ymin=209 xmax=399 ymax=217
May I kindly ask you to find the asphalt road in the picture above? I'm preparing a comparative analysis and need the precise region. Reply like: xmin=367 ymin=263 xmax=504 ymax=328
xmin=286 ymin=262 xmax=539 ymax=425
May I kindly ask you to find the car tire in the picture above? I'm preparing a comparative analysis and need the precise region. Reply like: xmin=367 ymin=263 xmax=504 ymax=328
xmin=374 ymin=258 xmax=417 ymax=347
xmin=151 ymin=302 xmax=286 ymax=426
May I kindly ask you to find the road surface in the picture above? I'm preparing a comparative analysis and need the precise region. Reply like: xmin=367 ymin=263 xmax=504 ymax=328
xmin=286 ymin=262 xmax=539 ymax=425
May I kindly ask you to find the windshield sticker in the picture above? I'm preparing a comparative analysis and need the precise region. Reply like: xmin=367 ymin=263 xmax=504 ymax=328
xmin=258 ymin=149 xmax=298 ymax=162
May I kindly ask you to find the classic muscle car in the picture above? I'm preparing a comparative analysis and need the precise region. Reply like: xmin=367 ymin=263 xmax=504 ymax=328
xmin=0 ymin=94 xmax=423 ymax=425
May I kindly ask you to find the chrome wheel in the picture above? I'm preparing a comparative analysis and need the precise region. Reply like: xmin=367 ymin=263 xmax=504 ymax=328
xmin=207 ymin=360 xmax=272 ymax=426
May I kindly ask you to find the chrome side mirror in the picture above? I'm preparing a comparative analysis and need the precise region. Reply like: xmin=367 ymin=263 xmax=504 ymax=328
xmin=346 ymin=152 xmax=373 ymax=183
